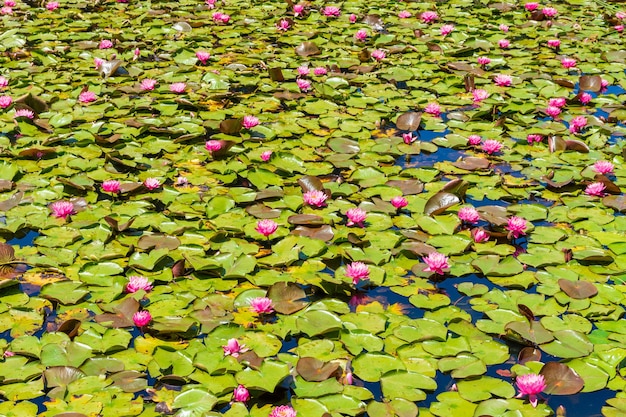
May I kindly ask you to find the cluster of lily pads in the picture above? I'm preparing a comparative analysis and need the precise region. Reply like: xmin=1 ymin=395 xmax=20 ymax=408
xmin=1 ymin=0 xmax=626 ymax=415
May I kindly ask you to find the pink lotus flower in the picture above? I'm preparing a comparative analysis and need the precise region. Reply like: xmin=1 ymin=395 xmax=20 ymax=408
xmin=371 ymin=49 xmax=386 ymax=61
xmin=0 ymin=95 xmax=12 ymax=109
xmin=494 ymin=74 xmax=512 ymax=86
xmin=46 ymin=1 xmax=59 ymax=10
xmin=250 ymin=297 xmax=274 ymax=314
xmin=261 ymin=150 xmax=273 ymax=161
xmin=440 ymin=24 xmax=455 ymax=36
xmin=276 ymin=19 xmax=290 ymax=31
xmin=420 ymin=11 xmax=438 ymax=23
xmin=391 ymin=196 xmax=408 ymax=208
xmin=545 ymin=105 xmax=562 ymax=118
xmin=516 ymin=373 xmax=546 ymax=407
xmin=169 ymin=82 xmax=186 ymax=93
xmin=50 ymin=201 xmax=75 ymax=219
xmin=472 ymin=228 xmax=490 ymax=243
xmin=579 ymin=92 xmax=592 ymax=105
xmin=593 ymin=160 xmax=614 ymax=175
xmin=223 ymin=338 xmax=248 ymax=357
xmin=617 ymin=11 xmax=626 ymax=19
xmin=547 ymin=39 xmax=561 ymax=48
xmin=398 ymin=10 xmax=411 ymax=18
xmin=134 ymin=48 xmax=140 ymax=60
xmin=293 ymin=4 xmax=304 ymax=16
xmin=213 ymin=12 xmax=230 ymax=23
xmin=196 ymin=51 xmax=211 ymax=64
xmin=205 ymin=140 xmax=223 ymax=152
xmin=297 ymin=66 xmax=310 ymax=76
xmin=143 ymin=178 xmax=161 ymax=190
xmin=402 ymin=132 xmax=416 ymax=144
xmin=255 ymin=219 xmax=278 ymax=237
xmin=242 ymin=115 xmax=259 ymax=129
xmin=102 ymin=180 xmax=121 ymax=193
xmin=468 ymin=135 xmax=482 ymax=146
xmin=313 ymin=67 xmax=327 ymax=76
xmin=4 ymin=0 xmax=15 ymax=6
xmin=506 ymin=216 xmax=527 ymax=239
xmin=14 ymin=109 xmax=34 ymax=119
xmin=525 ymin=2 xmax=538 ymax=11
xmin=269 ymin=405 xmax=297 ymax=417
xmin=477 ymin=57 xmax=491 ymax=66
xmin=458 ymin=206 xmax=480 ymax=224
xmin=615 ymin=25 xmax=624 ymax=32
xmin=133 ymin=310 xmax=152 ymax=327
xmin=542 ymin=7 xmax=557 ymax=17
xmin=549 ymin=97 xmax=566 ymax=108
xmin=561 ymin=57 xmax=576 ymax=69
xmin=423 ymin=252 xmax=450 ymax=275
xmin=424 ymin=102 xmax=441 ymax=117
xmin=346 ymin=208 xmax=367 ymax=227
xmin=0 ymin=76 xmax=7 ymax=88
xmin=499 ymin=24 xmax=509 ymax=32
xmin=140 ymin=79 xmax=157 ymax=91
xmin=585 ymin=182 xmax=606 ymax=197
xmin=498 ymin=39 xmax=510 ymax=48
xmin=3 ymin=350 xmax=14 ymax=357
xmin=303 ymin=189 xmax=327 ymax=207
xmin=0 ymin=6 xmax=12 ymax=14
xmin=569 ymin=115 xmax=587 ymax=133
xmin=472 ymin=89 xmax=489 ymax=103
xmin=79 ymin=91 xmax=97 ymax=103
xmin=482 ymin=139 xmax=502 ymax=154
xmin=126 ymin=276 xmax=153 ymax=293
xmin=94 ymin=58 xmax=104 ymax=70
xmin=296 ymin=78 xmax=311 ymax=92
xmin=349 ymin=13 xmax=357 ymax=23
xmin=345 ymin=261 xmax=370 ymax=284
xmin=355 ymin=29 xmax=368 ymax=41
xmin=322 ymin=6 xmax=340 ymax=17
xmin=233 ymin=385 xmax=250 ymax=403
xmin=527 ymin=134 xmax=542 ymax=144
xmin=601 ymin=79 xmax=609 ymax=89
xmin=205 ymin=0 xmax=216 ymax=8
xmin=99 ymin=40 xmax=113 ymax=49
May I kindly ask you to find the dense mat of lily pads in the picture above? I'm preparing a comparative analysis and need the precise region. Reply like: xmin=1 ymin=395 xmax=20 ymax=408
xmin=1 ymin=0 xmax=626 ymax=415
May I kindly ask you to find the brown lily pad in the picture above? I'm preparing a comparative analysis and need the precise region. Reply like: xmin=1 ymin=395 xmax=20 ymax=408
xmin=558 ymin=279 xmax=598 ymax=299
xmin=396 ymin=111 xmax=422 ymax=131
xmin=268 ymin=282 xmax=308 ymax=314
xmin=540 ymin=362 xmax=584 ymax=395
xmin=386 ymin=179 xmax=424 ymax=195
xmin=602 ymin=195 xmax=626 ymax=212
xmin=453 ymin=157 xmax=490 ymax=171
xmin=424 ymin=192 xmax=460 ymax=216
xmin=288 ymin=214 xmax=325 ymax=225
xmin=296 ymin=357 xmax=340 ymax=382
xmin=579 ymin=75 xmax=603 ymax=92
xmin=137 ymin=234 xmax=180 ymax=250
xmin=292 ymin=225 xmax=334 ymax=241
xmin=246 ymin=204 xmax=282 ymax=219
xmin=295 ymin=41 xmax=320 ymax=57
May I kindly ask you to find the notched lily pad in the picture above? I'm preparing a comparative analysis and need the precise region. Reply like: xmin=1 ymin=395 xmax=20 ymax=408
xmin=452 ymin=157 xmax=490 ymax=171
xmin=396 ymin=112 xmax=422 ymax=131
xmin=540 ymin=362 xmax=584 ymax=395
xmin=296 ymin=357 xmax=340 ymax=382
xmin=558 ymin=279 xmax=597 ymax=299
xmin=288 ymin=214 xmax=325 ymax=225
xmin=137 ymin=234 xmax=180 ymax=250
xmin=295 ymin=42 xmax=320 ymax=57
xmin=424 ymin=192 xmax=460 ymax=216
xmin=292 ymin=225 xmax=334 ymax=241
xmin=579 ymin=75 xmax=603 ymax=92
xmin=268 ymin=282 xmax=308 ymax=314
xmin=386 ymin=180 xmax=423 ymax=195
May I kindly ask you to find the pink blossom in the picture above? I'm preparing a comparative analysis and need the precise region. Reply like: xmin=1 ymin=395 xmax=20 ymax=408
xmin=458 ymin=206 xmax=480 ymax=224
xmin=99 ymin=40 xmax=113 ymax=49
xmin=494 ymin=74 xmax=512 ymax=86
xmin=585 ymin=182 xmax=606 ymax=197
xmin=398 ymin=10 xmax=411 ymax=18
xmin=569 ymin=115 xmax=587 ymax=133
xmin=205 ymin=0 xmax=216 ymax=8
xmin=276 ymin=19 xmax=290 ymax=31
xmin=242 ymin=115 xmax=259 ymax=129
xmin=233 ymin=385 xmax=250 ymax=403
xmin=133 ymin=310 xmax=152 ymax=327
xmin=592 ymin=161 xmax=614 ymax=175
xmin=196 ymin=51 xmax=211 ymax=64
xmin=255 ymin=219 xmax=278 ymax=237
xmin=346 ymin=207 xmax=367 ymax=227
xmin=0 ymin=95 xmax=12 ymax=109
xmin=542 ymin=7 xmax=557 ymax=17
xmin=322 ymin=6 xmax=340 ymax=17
xmin=250 ymin=297 xmax=274 ymax=314
xmin=549 ymin=97 xmax=566 ymax=108
xmin=420 ymin=11 xmax=438 ymax=23
xmin=440 ymin=24 xmax=455 ymax=36
xmin=345 ymin=262 xmax=370 ymax=284
xmin=0 ymin=6 xmax=12 ymax=14
xmin=371 ymin=49 xmax=386 ymax=61
xmin=313 ymin=67 xmax=327 ymax=76
xmin=212 ymin=12 xmax=230 ymax=23
xmin=391 ymin=196 xmax=408 ymax=208
xmin=223 ymin=338 xmax=247 ymax=357
xmin=424 ymin=102 xmax=441 ymax=117
xmin=561 ymin=57 xmax=576 ymax=69
xmin=615 ymin=25 xmax=624 ymax=32
xmin=499 ymin=24 xmax=509 ymax=32
xmin=102 ymin=180 xmax=121 ymax=193
xmin=482 ymin=139 xmax=503 ymax=154
xmin=261 ymin=150 xmax=273 ymax=161
xmin=94 ymin=58 xmax=104 ymax=70
xmin=4 ymin=0 xmax=15 ymax=6
xmin=3 ymin=350 xmax=14 ymax=357
xmin=355 ymin=29 xmax=368 ymax=41
xmin=525 ymin=2 xmax=538 ymax=11
xmin=506 ymin=216 xmax=527 ymax=239
xmin=133 ymin=48 xmax=140 ymax=60
xmin=293 ymin=4 xmax=304 ymax=16
xmin=297 ymin=66 xmax=310 ymax=76
xmin=46 ymin=1 xmax=59 ymax=10
xmin=423 ymin=252 xmax=450 ymax=275
xmin=0 ymin=76 xmax=7 ymax=88
xmin=169 ymin=82 xmax=186 ymax=93
xmin=527 ymin=134 xmax=542 ymax=144
xmin=297 ymin=78 xmax=311 ymax=92
xmin=477 ymin=57 xmax=491 ymax=66
xmin=579 ymin=92 xmax=592 ymax=105
xmin=402 ymin=133 xmax=416 ymax=144
xmin=126 ymin=276 xmax=153 ymax=293
xmin=14 ymin=109 xmax=34 ymax=119
xmin=205 ymin=140 xmax=222 ymax=152
xmin=547 ymin=39 xmax=561 ymax=48
xmin=50 ymin=201 xmax=75 ymax=219
xmin=79 ymin=91 xmax=97 ymax=103
xmin=545 ymin=105 xmax=562 ymax=118
xmin=617 ymin=11 xmax=626 ymax=19
xmin=140 ymin=79 xmax=157 ymax=91
xmin=516 ymin=373 xmax=546 ymax=408
xmin=143 ymin=178 xmax=161 ymax=190
xmin=303 ymin=189 xmax=327 ymax=207
xmin=269 ymin=406 xmax=297 ymax=417
xmin=498 ymin=39 xmax=510 ymax=48
xmin=175 ymin=176 xmax=189 ymax=187
xmin=472 ymin=89 xmax=489 ymax=103
xmin=601 ymin=79 xmax=609 ymax=88
xmin=349 ymin=13 xmax=357 ymax=23
xmin=472 ymin=228 xmax=490 ymax=243
xmin=467 ymin=135 xmax=482 ymax=145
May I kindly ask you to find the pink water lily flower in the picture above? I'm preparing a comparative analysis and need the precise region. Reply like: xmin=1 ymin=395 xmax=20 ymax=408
xmin=250 ymin=297 xmax=274 ymax=314
xmin=126 ymin=276 xmax=153 ymax=293
xmin=140 ymin=79 xmax=157 ymax=91
xmin=269 ymin=405 xmax=297 ymax=417
xmin=494 ymin=74 xmax=512 ymax=87
xmin=545 ymin=105 xmax=561 ymax=118
xmin=499 ymin=24 xmax=509 ymax=32
xmin=14 ymin=109 xmax=34 ymax=119
xmin=458 ymin=206 xmax=480 ymax=224
xmin=420 ymin=11 xmax=438 ymax=23
xmin=349 ymin=13 xmax=357 ymax=23
xmin=223 ymin=338 xmax=248 ymax=357
xmin=549 ymin=97 xmax=566 ymax=108
xmin=346 ymin=208 xmax=367 ymax=227
xmin=276 ymin=19 xmax=290 ymax=31
xmin=525 ymin=2 xmax=538 ymax=11
xmin=482 ymin=139 xmax=503 ymax=154
xmin=99 ymin=40 xmax=113 ymax=49
xmin=143 ymin=178 xmax=161 ymax=190
xmin=617 ymin=24 xmax=626 ymax=32
xmin=542 ymin=7 xmax=557 ymax=17
xmin=472 ymin=228 xmax=490 ymax=243
xmin=467 ymin=135 xmax=482 ymax=146
xmin=569 ymin=115 xmax=587 ymax=133
xmin=440 ymin=24 xmax=455 ymax=36
xmin=102 ymin=180 xmax=121 ymax=193
xmin=94 ymin=58 xmax=104 ymax=70
xmin=477 ymin=57 xmax=491 ymax=66
xmin=293 ymin=4 xmax=304 ymax=16
xmin=547 ymin=39 xmax=561 ymax=48
xmin=345 ymin=262 xmax=370 ymax=285
xmin=46 ymin=1 xmax=59 ymax=10
xmin=579 ymin=92 xmax=592 ymax=105
xmin=506 ymin=216 xmax=527 ymax=239
xmin=205 ymin=140 xmax=222 ymax=152
xmin=371 ymin=49 xmax=386 ymax=61
xmin=313 ymin=67 xmax=327 ymax=76
xmin=516 ymin=373 xmax=546 ymax=407
xmin=4 ymin=0 xmax=15 ymax=6
xmin=169 ymin=82 xmax=186 ymax=93
xmin=593 ymin=161 xmax=614 ymax=175
xmin=196 ymin=51 xmax=211 ymax=64
xmin=303 ymin=189 xmax=327 ymax=207
xmin=585 ymin=182 xmax=606 ymax=197
xmin=527 ymin=134 xmax=542 ymax=144
xmin=261 ymin=150 xmax=273 ymax=161
xmin=233 ymin=385 xmax=250 ymax=403
xmin=0 ymin=6 xmax=12 ymax=14
xmin=297 ymin=78 xmax=311 ymax=92
xmin=322 ymin=6 xmax=340 ymax=17
xmin=213 ymin=12 xmax=230 ymax=23
xmin=498 ymin=39 xmax=510 ymax=48
xmin=205 ymin=0 xmax=216 ymax=8
xmin=423 ymin=252 xmax=450 ymax=275
xmin=398 ymin=10 xmax=411 ymax=18
xmin=424 ymin=102 xmax=441 ymax=117
xmin=391 ymin=196 xmax=408 ymax=209
xmin=297 ymin=66 xmax=310 ymax=76
xmin=472 ymin=89 xmax=489 ymax=103
xmin=355 ymin=29 xmax=368 ymax=41
xmin=561 ymin=57 xmax=577 ymax=69
xmin=402 ymin=132 xmax=416 ymax=144
xmin=242 ymin=115 xmax=259 ymax=129
xmin=133 ymin=310 xmax=152 ymax=327
xmin=79 ymin=91 xmax=97 ymax=103
xmin=50 ymin=201 xmax=75 ymax=219
xmin=256 ymin=219 xmax=278 ymax=237
xmin=0 ymin=76 xmax=7 ymax=88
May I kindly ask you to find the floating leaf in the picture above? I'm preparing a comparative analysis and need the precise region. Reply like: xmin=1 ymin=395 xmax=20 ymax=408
xmin=540 ymin=362 xmax=584 ymax=395
xmin=558 ymin=279 xmax=598 ymax=299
